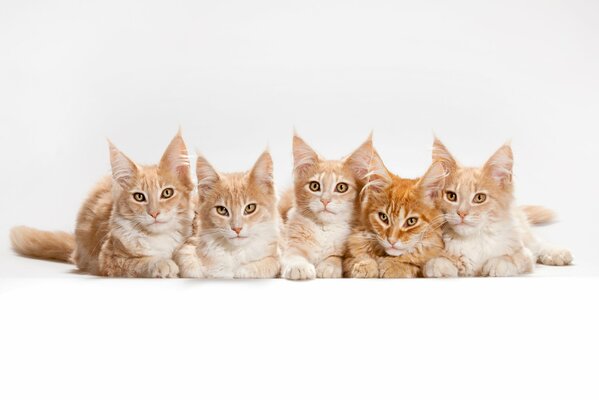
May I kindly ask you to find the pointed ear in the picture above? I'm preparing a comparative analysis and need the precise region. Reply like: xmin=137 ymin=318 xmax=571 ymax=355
xmin=292 ymin=133 xmax=320 ymax=176
xmin=158 ymin=130 xmax=193 ymax=189
xmin=432 ymin=137 xmax=457 ymax=172
xmin=108 ymin=141 xmax=139 ymax=188
xmin=483 ymin=144 xmax=513 ymax=186
xmin=344 ymin=134 xmax=391 ymax=193
xmin=417 ymin=162 xmax=447 ymax=207
xmin=196 ymin=155 xmax=220 ymax=200
xmin=249 ymin=150 xmax=274 ymax=192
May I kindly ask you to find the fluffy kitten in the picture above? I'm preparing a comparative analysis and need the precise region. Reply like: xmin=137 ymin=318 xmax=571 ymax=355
xmin=342 ymin=141 xmax=452 ymax=278
xmin=424 ymin=138 xmax=573 ymax=277
xmin=279 ymin=134 xmax=369 ymax=280
xmin=10 ymin=133 xmax=195 ymax=277
xmin=173 ymin=151 xmax=280 ymax=279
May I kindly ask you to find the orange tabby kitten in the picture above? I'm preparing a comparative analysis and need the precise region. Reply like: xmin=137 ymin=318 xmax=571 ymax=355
xmin=343 ymin=141 xmax=454 ymax=278
xmin=279 ymin=134 xmax=369 ymax=280
xmin=173 ymin=151 xmax=280 ymax=278
xmin=10 ymin=133 xmax=194 ymax=277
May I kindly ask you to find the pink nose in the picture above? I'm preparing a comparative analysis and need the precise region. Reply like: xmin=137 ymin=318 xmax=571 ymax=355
xmin=232 ymin=227 xmax=242 ymax=235
xmin=149 ymin=211 xmax=160 ymax=219
xmin=457 ymin=211 xmax=468 ymax=219
xmin=321 ymin=199 xmax=331 ymax=207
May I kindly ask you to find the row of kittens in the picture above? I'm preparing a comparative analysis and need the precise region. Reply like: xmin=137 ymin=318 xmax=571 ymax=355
xmin=10 ymin=131 xmax=573 ymax=279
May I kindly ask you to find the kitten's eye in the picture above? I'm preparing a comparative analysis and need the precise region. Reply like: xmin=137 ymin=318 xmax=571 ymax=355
xmin=405 ymin=217 xmax=419 ymax=227
xmin=335 ymin=182 xmax=349 ymax=193
xmin=446 ymin=191 xmax=457 ymax=202
xmin=473 ymin=193 xmax=487 ymax=204
xmin=132 ymin=192 xmax=146 ymax=202
xmin=309 ymin=181 xmax=321 ymax=192
xmin=378 ymin=212 xmax=389 ymax=224
xmin=161 ymin=188 xmax=174 ymax=199
xmin=215 ymin=206 xmax=229 ymax=216
xmin=244 ymin=203 xmax=257 ymax=215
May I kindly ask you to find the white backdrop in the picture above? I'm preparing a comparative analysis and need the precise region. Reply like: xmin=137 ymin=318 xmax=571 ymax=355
xmin=1 ymin=1 xmax=598 ymax=399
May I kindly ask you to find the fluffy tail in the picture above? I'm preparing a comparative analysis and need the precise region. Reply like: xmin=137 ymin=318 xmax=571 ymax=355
xmin=278 ymin=188 xmax=295 ymax=223
xmin=10 ymin=226 xmax=75 ymax=263
xmin=520 ymin=205 xmax=557 ymax=225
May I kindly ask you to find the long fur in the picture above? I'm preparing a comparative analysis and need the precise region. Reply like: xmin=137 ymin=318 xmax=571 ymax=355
xmin=10 ymin=226 xmax=75 ymax=263
xmin=520 ymin=205 xmax=556 ymax=225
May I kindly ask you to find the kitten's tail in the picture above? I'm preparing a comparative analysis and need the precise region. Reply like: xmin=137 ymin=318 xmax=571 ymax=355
xmin=278 ymin=188 xmax=295 ymax=223
xmin=520 ymin=205 xmax=557 ymax=225
xmin=9 ymin=226 xmax=74 ymax=263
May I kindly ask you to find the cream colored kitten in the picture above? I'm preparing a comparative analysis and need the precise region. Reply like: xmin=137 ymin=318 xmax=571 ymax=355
xmin=11 ymin=133 xmax=195 ymax=277
xmin=280 ymin=134 xmax=370 ymax=280
xmin=424 ymin=138 xmax=573 ymax=278
xmin=174 ymin=151 xmax=280 ymax=279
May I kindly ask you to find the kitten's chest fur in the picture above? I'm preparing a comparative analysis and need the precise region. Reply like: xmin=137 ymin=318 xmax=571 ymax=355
xmin=296 ymin=212 xmax=352 ymax=263
xmin=113 ymin=218 xmax=185 ymax=259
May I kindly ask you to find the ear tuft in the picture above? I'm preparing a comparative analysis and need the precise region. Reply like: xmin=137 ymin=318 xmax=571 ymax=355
xmin=292 ymin=133 xmax=320 ymax=176
xmin=196 ymin=155 xmax=220 ymax=200
xmin=158 ymin=132 xmax=193 ymax=189
xmin=108 ymin=140 xmax=139 ymax=188
xmin=483 ymin=144 xmax=513 ymax=186
xmin=250 ymin=150 xmax=274 ymax=191
xmin=344 ymin=135 xmax=391 ymax=194
xmin=432 ymin=137 xmax=458 ymax=171
xmin=418 ymin=162 xmax=447 ymax=206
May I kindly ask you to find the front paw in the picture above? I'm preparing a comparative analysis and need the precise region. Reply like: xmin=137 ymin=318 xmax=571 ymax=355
xmin=348 ymin=259 xmax=379 ymax=278
xmin=176 ymin=257 xmax=205 ymax=278
xmin=281 ymin=259 xmax=316 ymax=280
xmin=149 ymin=259 xmax=179 ymax=278
xmin=423 ymin=257 xmax=458 ymax=278
xmin=379 ymin=261 xmax=420 ymax=278
xmin=316 ymin=260 xmax=342 ymax=278
xmin=538 ymin=247 xmax=573 ymax=266
xmin=234 ymin=265 xmax=258 ymax=279
xmin=482 ymin=257 xmax=519 ymax=277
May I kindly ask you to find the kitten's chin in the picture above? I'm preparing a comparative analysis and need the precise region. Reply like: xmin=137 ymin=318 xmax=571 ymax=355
xmin=450 ymin=223 xmax=478 ymax=237
xmin=145 ymin=220 xmax=175 ymax=233
xmin=384 ymin=248 xmax=404 ymax=257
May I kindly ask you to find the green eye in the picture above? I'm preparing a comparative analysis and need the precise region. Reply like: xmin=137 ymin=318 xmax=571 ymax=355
xmin=378 ymin=212 xmax=389 ymax=224
xmin=132 ymin=192 xmax=146 ymax=202
xmin=161 ymin=188 xmax=174 ymax=199
xmin=335 ymin=182 xmax=349 ymax=193
xmin=446 ymin=191 xmax=457 ymax=202
xmin=244 ymin=203 xmax=257 ymax=215
xmin=473 ymin=193 xmax=487 ymax=204
xmin=406 ymin=217 xmax=418 ymax=227
xmin=309 ymin=181 xmax=321 ymax=192
xmin=216 ymin=206 xmax=229 ymax=216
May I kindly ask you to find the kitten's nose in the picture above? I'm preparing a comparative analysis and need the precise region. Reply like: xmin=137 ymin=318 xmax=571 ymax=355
xmin=320 ymin=199 xmax=331 ymax=207
xmin=388 ymin=238 xmax=399 ymax=248
xmin=232 ymin=227 xmax=242 ymax=235
xmin=149 ymin=211 xmax=160 ymax=219
xmin=457 ymin=211 xmax=468 ymax=219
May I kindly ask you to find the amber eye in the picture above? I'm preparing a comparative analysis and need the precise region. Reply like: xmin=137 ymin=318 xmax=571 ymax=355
xmin=216 ymin=206 xmax=229 ymax=216
xmin=244 ymin=203 xmax=257 ymax=215
xmin=473 ymin=193 xmax=487 ymax=204
xmin=309 ymin=181 xmax=321 ymax=192
xmin=406 ymin=217 xmax=418 ymax=227
xmin=161 ymin=188 xmax=174 ymax=199
xmin=335 ymin=182 xmax=349 ymax=193
xmin=446 ymin=191 xmax=457 ymax=202
xmin=378 ymin=212 xmax=389 ymax=224
xmin=132 ymin=192 xmax=146 ymax=202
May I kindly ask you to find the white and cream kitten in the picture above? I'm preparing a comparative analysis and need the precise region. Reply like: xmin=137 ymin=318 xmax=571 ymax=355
xmin=424 ymin=138 xmax=573 ymax=278
xmin=174 ymin=151 xmax=280 ymax=279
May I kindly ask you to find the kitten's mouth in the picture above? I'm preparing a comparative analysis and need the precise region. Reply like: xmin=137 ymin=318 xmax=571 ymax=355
xmin=321 ymin=209 xmax=336 ymax=214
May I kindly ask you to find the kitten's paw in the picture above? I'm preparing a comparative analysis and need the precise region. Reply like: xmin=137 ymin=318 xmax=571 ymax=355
xmin=423 ymin=257 xmax=459 ymax=278
xmin=538 ymin=247 xmax=573 ymax=266
xmin=380 ymin=263 xmax=420 ymax=278
xmin=179 ymin=264 xmax=205 ymax=278
xmin=348 ymin=259 xmax=379 ymax=278
xmin=457 ymin=256 xmax=475 ymax=276
xmin=316 ymin=260 xmax=342 ymax=278
xmin=482 ymin=257 xmax=519 ymax=277
xmin=281 ymin=261 xmax=316 ymax=280
xmin=234 ymin=266 xmax=258 ymax=279
xmin=150 ymin=259 xmax=179 ymax=278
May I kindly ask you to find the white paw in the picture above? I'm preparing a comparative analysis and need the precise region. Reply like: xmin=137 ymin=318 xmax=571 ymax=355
xmin=281 ymin=260 xmax=316 ymax=280
xmin=482 ymin=258 xmax=519 ymax=277
xmin=348 ymin=258 xmax=379 ymax=278
xmin=150 ymin=259 xmax=179 ymax=278
xmin=538 ymin=248 xmax=573 ymax=266
xmin=316 ymin=261 xmax=342 ymax=278
xmin=234 ymin=266 xmax=257 ymax=279
xmin=423 ymin=257 xmax=459 ymax=278
xmin=179 ymin=264 xmax=205 ymax=278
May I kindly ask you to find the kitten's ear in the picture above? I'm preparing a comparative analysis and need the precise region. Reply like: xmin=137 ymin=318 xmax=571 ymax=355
xmin=417 ymin=162 xmax=447 ymax=207
xmin=292 ymin=133 xmax=320 ymax=176
xmin=158 ymin=130 xmax=193 ymax=190
xmin=483 ymin=144 xmax=513 ymax=186
xmin=432 ymin=137 xmax=458 ymax=172
xmin=108 ymin=141 xmax=139 ymax=188
xmin=249 ymin=150 xmax=274 ymax=193
xmin=345 ymin=134 xmax=391 ymax=193
xmin=196 ymin=155 xmax=220 ymax=200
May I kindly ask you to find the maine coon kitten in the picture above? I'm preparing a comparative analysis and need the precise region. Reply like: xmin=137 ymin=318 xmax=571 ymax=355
xmin=10 ymin=133 xmax=195 ymax=277
xmin=424 ymin=138 xmax=573 ymax=277
xmin=342 ymin=141 xmax=452 ymax=278
xmin=173 ymin=151 xmax=280 ymax=278
xmin=279 ymin=134 xmax=370 ymax=280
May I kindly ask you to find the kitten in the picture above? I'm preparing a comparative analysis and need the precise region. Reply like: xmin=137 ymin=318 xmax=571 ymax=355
xmin=10 ymin=133 xmax=195 ymax=277
xmin=425 ymin=138 xmax=573 ymax=277
xmin=342 ymin=141 xmax=453 ymax=278
xmin=173 ymin=151 xmax=280 ymax=279
xmin=279 ymin=134 xmax=369 ymax=280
